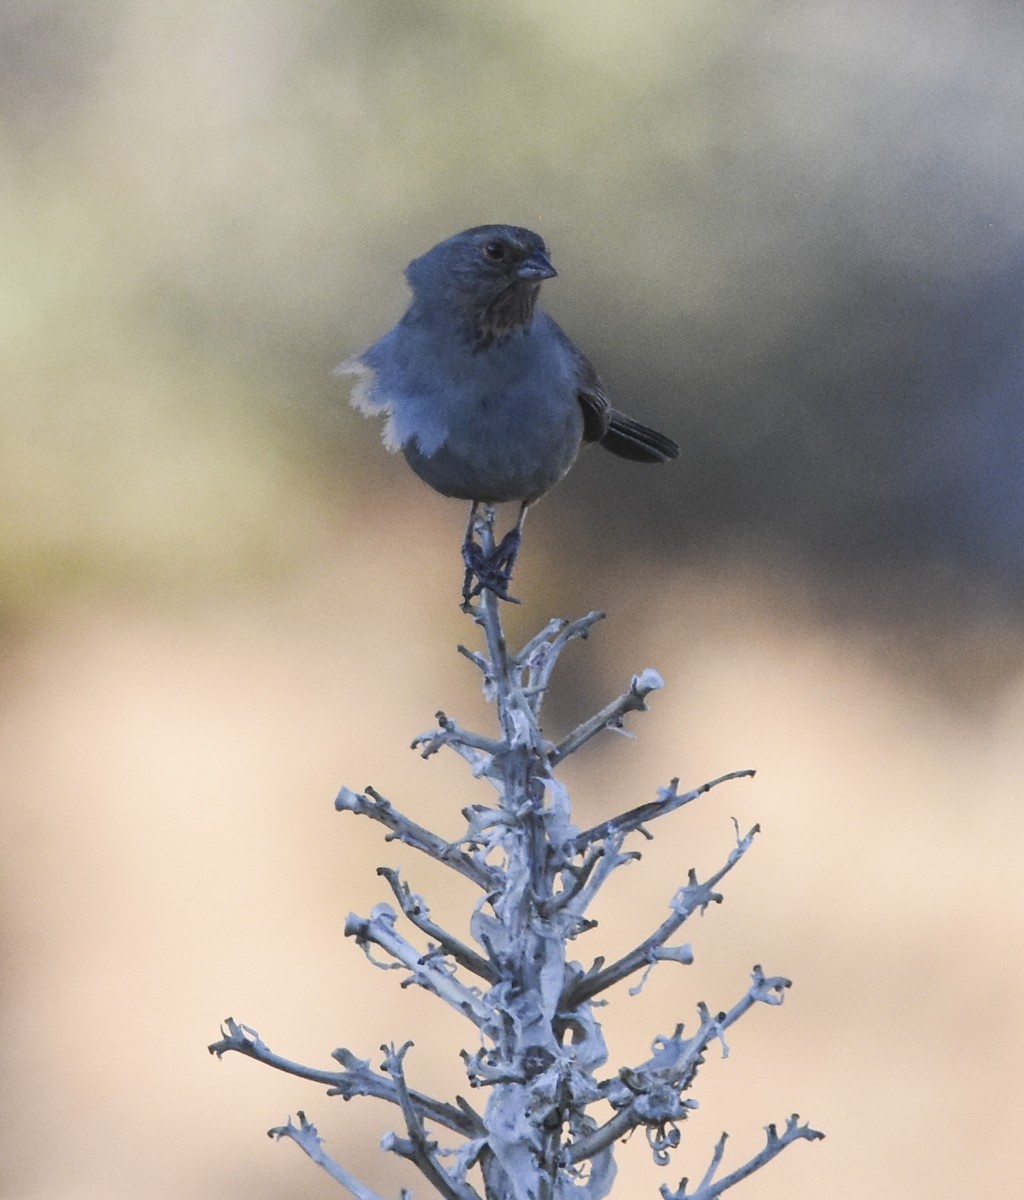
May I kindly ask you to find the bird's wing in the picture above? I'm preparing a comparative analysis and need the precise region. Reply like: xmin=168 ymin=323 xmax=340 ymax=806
xmin=574 ymin=350 xmax=614 ymax=445
xmin=547 ymin=319 xmax=677 ymax=461
xmin=546 ymin=319 xmax=611 ymax=443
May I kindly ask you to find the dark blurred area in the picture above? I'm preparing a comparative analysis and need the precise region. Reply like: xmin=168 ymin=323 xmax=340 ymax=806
xmin=3 ymin=5 xmax=1023 ymax=1200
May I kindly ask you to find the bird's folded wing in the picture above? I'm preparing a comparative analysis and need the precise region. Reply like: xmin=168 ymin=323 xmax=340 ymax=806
xmin=548 ymin=324 xmax=612 ymax=443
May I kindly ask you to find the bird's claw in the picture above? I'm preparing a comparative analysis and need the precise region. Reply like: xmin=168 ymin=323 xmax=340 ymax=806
xmin=461 ymin=531 xmax=523 ymax=608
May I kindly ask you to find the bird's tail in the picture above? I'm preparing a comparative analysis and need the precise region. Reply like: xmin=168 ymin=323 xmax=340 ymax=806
xmin=600 ymin=411 xmax=679 ymax=463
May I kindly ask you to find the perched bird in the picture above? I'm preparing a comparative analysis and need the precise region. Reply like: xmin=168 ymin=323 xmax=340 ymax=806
xmin=338 ymin=224 xmax=678 ymax=603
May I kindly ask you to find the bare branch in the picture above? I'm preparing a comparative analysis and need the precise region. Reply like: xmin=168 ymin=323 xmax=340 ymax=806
xmin=412 ymin=711 xmax=505 ymax=764
xmin=335 ymin=785 xmax=497 ymax=891
xmin=569 ymin=771 xmax=756 ymax=855
xmin=563 ymin=824 xmax=760 ymax=1008
xmin=209 ymin=1019 xmax=478 ymax=1136
xmin=659 ymin=1114 xmax=825 ymax=1200
xmin=550 ymin=668 xmax=664 ymax=765
xmin=509 ymin=618 xmax=571 ymax=676
xmin=517 ymin=612 xmax=607 ymax=721
xmin=268 ymin=1110 xmax=385 ymax=1200
xmin=566 ymin=916 xmax=694 ymax=1010
xmin=569 ymin=965 xmax=795 ymax=1164
xmin=381 ymin=1041 xmax=484 ymax=1200
xmin=377 ymin=867 xmax=497 ymax=983
xmin=345 ymin=906 xmax=491 ymax=1027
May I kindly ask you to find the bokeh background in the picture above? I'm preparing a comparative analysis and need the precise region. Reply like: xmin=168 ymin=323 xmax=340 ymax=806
xmin=2 ymin=2 xmax=1023 ymax=1197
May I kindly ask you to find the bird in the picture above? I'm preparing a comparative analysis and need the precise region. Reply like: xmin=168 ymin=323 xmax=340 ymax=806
xmin=337 ymin=224 xmax=679 ymax=605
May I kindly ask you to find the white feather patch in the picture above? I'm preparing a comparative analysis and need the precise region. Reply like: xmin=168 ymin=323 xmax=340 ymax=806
xmin=334 ymin=356 xmax=403 ymax=453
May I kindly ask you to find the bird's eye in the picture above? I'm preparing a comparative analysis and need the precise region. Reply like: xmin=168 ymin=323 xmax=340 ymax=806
xmin=482 ymin=241 xmax=507 ymax=262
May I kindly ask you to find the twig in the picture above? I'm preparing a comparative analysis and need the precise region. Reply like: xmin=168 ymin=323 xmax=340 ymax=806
xmin=269 ymin=1111 xmax=384 ymax=1200
xmin=550 ymin=668 xmax=665 ymax=765
xmin=381 ymin=1041 xmax=484 ymax=1200
xmin=563 ymin=824 xmax=761 ymax=1008
xmin=377 ymin=867 xmax=497 ymax=983
xmin=659 ymin=1114 xmax=825 ymax=1200
xmin=335 ymin=785 xmax=497 ymax=891
xmin=345 ymin=907 xmax=491 ymax=1027
xmin=412 ymin=712 xmax=506 ymax=764
xmin=569 ymin=771 xmax=756 ymax=855
xmin=570 ymin=965 xmax=794 ymax=1164
xmin=209 ymin=1019 xmax=477 ymax=1135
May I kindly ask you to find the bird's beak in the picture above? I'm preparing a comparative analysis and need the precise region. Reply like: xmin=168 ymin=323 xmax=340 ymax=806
xmin=515 ymin=250 xmax=557 ymax=282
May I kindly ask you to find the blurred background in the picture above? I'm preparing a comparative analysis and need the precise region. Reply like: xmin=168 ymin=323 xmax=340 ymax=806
xmin=2 ymin=2 xmax=1022 ymax=1197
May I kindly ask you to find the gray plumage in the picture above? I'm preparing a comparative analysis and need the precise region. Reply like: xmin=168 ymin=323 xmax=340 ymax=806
xmin=338 ymin=224 xmax=679 ymax=507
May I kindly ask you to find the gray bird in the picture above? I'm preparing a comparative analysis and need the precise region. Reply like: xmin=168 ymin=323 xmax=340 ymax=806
xmin=337 ymin=224 xmax=678 ymax=603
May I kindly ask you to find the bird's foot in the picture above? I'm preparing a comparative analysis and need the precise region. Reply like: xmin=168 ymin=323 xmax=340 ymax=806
xmin=461 ymin=529 xmax=523 ymax=609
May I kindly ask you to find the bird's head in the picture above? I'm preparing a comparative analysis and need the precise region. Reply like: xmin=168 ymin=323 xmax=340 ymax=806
xmin=405 ymin=225 xmax=557 ymax=348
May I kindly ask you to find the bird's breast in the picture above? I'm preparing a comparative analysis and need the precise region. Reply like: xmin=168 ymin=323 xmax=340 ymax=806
xmin=397 ymin=328 xmax=584 ymax=503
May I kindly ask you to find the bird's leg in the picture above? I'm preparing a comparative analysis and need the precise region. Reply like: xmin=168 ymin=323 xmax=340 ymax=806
xmin=461 ymin=502 xmax=527 ymax=608
xmin=491 ymin=501 xmax=528 ymax=578
xmin=461 ymin=502 xmax=484 ymax=605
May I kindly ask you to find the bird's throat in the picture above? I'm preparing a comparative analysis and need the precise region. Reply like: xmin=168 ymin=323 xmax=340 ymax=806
xmin=466 ymin=283 xmax=540 ymax=350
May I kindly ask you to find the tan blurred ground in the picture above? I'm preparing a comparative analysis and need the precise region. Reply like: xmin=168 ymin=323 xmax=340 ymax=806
xmin=3 ymin=4 xmax=1023 ymax=1199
